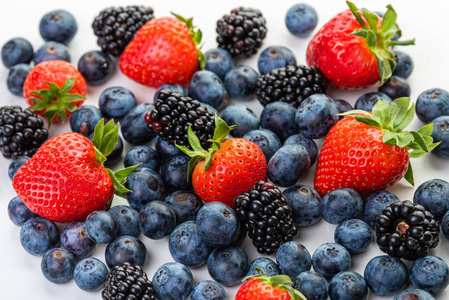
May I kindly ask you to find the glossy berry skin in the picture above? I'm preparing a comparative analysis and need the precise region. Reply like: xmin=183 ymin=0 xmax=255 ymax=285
xmin=125 ymin=167 xmax=165 ymax=211
xmin=7 ymin=63 xmax=32 ymax=96
xmin=139 ymin=201 xmax=177 ymax=239
xmin=334 ymin=99 xmax=353 ymax=118
xmin=416 ymin=88 xmax=449 ymax=124
xmin=285 ymin=3 xmax=318 ymax=37
xmin=152 ymin=262 xmax=193 ymax=300
xmin=276 ymin=241 xmax=311 ymax=279
xmin=363 ymin=190 xmax=400 ymax=228
xmin=1 ymin=38 xmax=33 ymax=68
xmin=393 ymin=289 xmax=435 ymax=300
xmin=224 ymin=65 xmax=259 ymax=100
xmin=247 ymin=257 xmax=280 ymax=277
xmin=190 ymin=280 xmax=226 ymax=300
xmin=243 ymin=129 xmax=282 ymax=162
xmin=159 ymin=155 xmax=192 ymax=191
xmin=164 ymin=191 xmax=203 ymax=225
xmin=364 ymin=255 xmax=408 ymax=296
xmin=74 ymin=258 xmax=108 ymax=292
xmin=8 ymin=195 xmax=37 ymax=226
xmin=109 ymin=205 xmax=141 ymax=237
xmin=61 ymin=221 xmax=96 ymax=259
xmin=393 ymin=51 xmax=414 ymax=79
xmin=410 ymin=255 xmax=449 ymax=294
xmin=207 ymin=246 xmax=249 ymax=287
xmin=33 ymin=41 xmax=71 ymax=65
xmin=220 ymin=104 xmax=260 ymax=138
xmin=284 ymin=133 xmax=318 ymax=165
xmin=124 ymin=145 xmax=160 ymax=171
xmin=414 ymin=178 xmax=449 ymax=220
xmin=431 ymin=116 xmax=449 ymax=158
xmin=105 ymin=235 xmax=147 ymax=269
xmin=39 ymin=10 xmax=77 ymax=45
xmin=154 ymin=83 xmax=188 ymax=102
xmin=85 ymin=210 xmax=118 ymax=244
xmin=312 ymin=242 xmax=351 ymax=278
xmin=283 ymin=184 xmax=321 ymax=227
xmin=99 ymin=87 xmax=137 ymax=118
xmin=70 ymin=105 xmax=104 ymax=136
xmin=8 ymin=155 xmax=29 ymax=181
xmin=78 ymin=51 xmax=114 ymax=85
xmin=204 ymin=48 xmax=234 ymax=80
xmin=260 ymin=102 xmax=298 ymax=142
xmin=378 ymin=75 xmax=411 ymax=99
xmin=41 ymin=248 xmax=76 ymax=284
xmin=292 ymin=271 xmax=328 ymax=300
xmin=334 ymin=219 xmax=372 ymax=254
xmin=354 ymin=92 xmax=392 ymax=112
xmin=236 ymin=276 xmax=297 ymax=300
xmin=121 ymin=103 xmax=156 ymax=145
xmin=329 ymin=271 xmax=368 ymax=300
xmin=268 ymin=144 xmax=310 ymax=187
xmin=258 ymin=46 xmax=296 ymax=75
xmin=20 ymin=217 xmax=59 ymax=256
xmin=189 ymin=70 xmax=228 ymax=108
xmin=320 ymin=188 xmax=364 ymax=224
xmin=441 ymin=210 xmax=449 ymax=240
xmin=155 ymin=136 xmax=185 ymax=161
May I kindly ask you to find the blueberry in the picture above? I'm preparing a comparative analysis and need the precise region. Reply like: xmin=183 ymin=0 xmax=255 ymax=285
xmin=190 ymin=280 xmax=227 ymax=300
xmin=85 ymin=210 xmax=118 ymax=244
xmin=87 ymin=131 xmax=123 ymax=167
xmin=73 ymin=258 xmax=108 ymax=292
xmin=78 ymin=50 xmax=114 ymax=85
xmin=220 ymin=104 xmax=259 ymax=137
xmin=329 ymin=271 xmax=368 ymax=300
xmin=257 ymin=46 xmax=296 ymax=75
xmin=364 ymin=255 xmax=408 ymax=296
xmin=334 ymin=219 xmax=372 ymax=254
xmin=223 ymin=65 xmax=259 ymax=100
xmin=413 ymin=178 xmax=449 ymax=220
xmin=61 ymin=221 xmax=96 ymax=259
xmin=41 ymin=248 xmax=76 ymax=284
xmin=431 ymin=116 xmax=449 ymax=158
xmin=320 ymin=188 xmax=364 ymax=224
xmin=378 ymin=75 xmax=411 ymax=99
xmin=20 ymin=216 xmax=59 ymax=256
xmin=393 ymin=289 xmax=435 ymax=300
xmin=292 ymin=271 xmax=328 ymax=300
xmin=155 ymin=136 xmax=185 ymax=161
xmin=7 ymin=196 xmax=37 ymax=226
xmin=243 ymin=129 xmax=282 ymax=161
xmin=8 ymin=155 xmax=29 ymax=181
xmin=152 ymin=262 xmax=193 ymax=300
xmin=154 ymin=84 xmax=188 ymax=102
xmin=284 ymin=133 xmax=318 ymax=165
xmin=164 ymin=190 xmax=203 ymax=225
xmin=124 ymin=145 xmax=160 ymax=171
xmin=354 ymin=91 xmax=393 ymax=112
xmin=296 ymin=94 xmax=339 ymax=139
xmin=125 ymin=167 xmax=165 ymax=211
xmin=99 ymin=86 xmax=137 ymax=118
xmin=1 ymin=37 xmax=33 ymax=68
xmin=334 ymin=99 xmax=354 ymax=118
xmin=260 ymin=101 xmax=298 ymax=142
xmin=109 ymin=205 xmax=141 ymax=238
xmin=139 ymin=201 xmax=177 ymax=239
xmin=416 ymin=88 xmax=449 ymax=124
xmin=121 ymin=103 xmax=157 ymax=145
xmin=246 ymin=257 xmax=280 ymax=277
xmin=39 ymin=10 xmax=77 ymax=45
xmin=410 ymin=255 xmax=449 ymax=294
xmin=200 ymin=102 xmax=219 ymax=116
xmin=312 ymin=242 xmax=351 ymax=278
xmin=105 ymin=235 xmax=147 ymax=269
xmin=7 ymin=63 xmax=32 ymax=96
xmin=189 ymin=70 xmax=228 ymax=108
xmin=285 ymin=3 xmax=318 ymax=37
xmin=363 ymin=190 xmax=400 ymax=228
xmin=159 ymin=155 xmax=192 ymax=191
xmin=207 ymin=246 xmax=249 ymax=286
xmin=33 ymin=41 xmax=71 ymax=65
xmin=393 ymin=51 xmax=414 ymax=79
xmin=276 ymin=241 xmax=311 ymax=278
xmin=283 ymin=184 xmax=321 ymax=227
xmin=70 ymin=105 xmax=104 ymax=136
xmin=204 ymin=48 xmax=234 ymax=80
xmin=267 ymin=144 xmax=310 ymax=187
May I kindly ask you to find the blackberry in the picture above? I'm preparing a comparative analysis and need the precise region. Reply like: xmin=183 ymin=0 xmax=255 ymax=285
xmin=255 ymin=65 xmax=328 ymax=108
xmin=376 ymin=200 xmax=440 ymax=261
xmin=145 ymin=89 xmax=216 ymax=149
xmin=0 ymin=106 xmax=48 ymax=159
xmin=216 ymin=7 xmax=267 ymax=58
xmin=234 ymin=181 xmax=298 ymax=255
xmin=102 ymin=262 xmax=155 ymax=300
xmin=92 ymin=6 xmax=154 ymax=57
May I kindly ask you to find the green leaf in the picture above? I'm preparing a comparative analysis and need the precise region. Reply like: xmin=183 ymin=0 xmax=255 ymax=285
xmin=352 ymin=115 xmax=382 ymax=128
xmin=372 ymin=99 xmax=390 ymax=126
xmin=409 ymin=141 xmax=440 ymax=158
xmin=380 ymin=4 xmax=397 ymax=32
xmin=29 ymin=99 xmax=50 ymax=111
xmin=417 ymin=123 xmax=434 ymax=137
xmin=175 ymin=144 xmax=204 ymax=157
xmin=101 ymin=129 xmax=119 ymax=157
xmin=375 ymin=54 xmax=393 ymax=85
xmin=92 ymin=119 xmax=105 ymax=150
xmin=387 ymin=97 xmax=410 ymax=129
xmin=361 ymin=9 xmax=380 ymax=32
xmin=171 ymin=12 xmax=187 ymax=23
xmin=404 ymin=162 xmax=414 ymax=186
xmin=346 ymin=1 xmax=368 ymax=30
xmin=60 ymin=78 xmax=75 ymax=94
xmin=383 ymin=131 xmax=398 ymax=145
xmin=213 ymin=115 xmax=232 ymax=141
xmin=95 ymin=147 xmax=107 ymax=165
xmin=394 ymin=102 xmax=415 ymax=132
xmin=386 ymin=39 xmax=416 ymax=47
xmin=107 ymin=168 xmax=132 ymax=198
xmin=197 ymin=49 xmax=206 ymax=70
xmin=365 ymin=30 xmax=377 ymax=48
xmin=351 ymin=29 xmax=368 ymax=38
xmin=340 ymin=109 xmax=371 ymax=117
xmin=187 ymin=125 xmax=208 ymax=154
xmin=396 ymin=132 xmax=414 ymax=148
xmin=65 ymin=102 xmax=78 ymax=112
xmin=114 ymin=164 xmax=141 ymax=181
xmin=187 ymin=155 xmax=202 ymax=178
xmin=204 ymin=151 xmax=212 ymax=171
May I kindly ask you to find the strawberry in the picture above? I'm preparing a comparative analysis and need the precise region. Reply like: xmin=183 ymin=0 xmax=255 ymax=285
xmin=314 ymin=98 xmax=439 ymax=197
xmin=12 ymin=119 xmax=138 ymax=223
xmin=306 ymin=1 xmax=414 ymax=90
xmin=23 ymin=60 xmax=87 ymax=125
xmin=119 ymin=13 xmax=203 ymax=88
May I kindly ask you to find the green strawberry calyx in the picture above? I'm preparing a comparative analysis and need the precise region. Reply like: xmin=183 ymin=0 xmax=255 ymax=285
xmin=346 ymin=1 xmax=415 ymax=84
xmin=340 ymin=97 xmax=440 ymax=186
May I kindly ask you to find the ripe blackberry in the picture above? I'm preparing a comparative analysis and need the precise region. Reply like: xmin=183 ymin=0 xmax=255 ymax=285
xmin=102 ymin=262 xmax=155 ymax=300
xmin=92 ymin=6 xmax=154 ymax=57
xmin=255 ymin=65 xmax=328 ymax=108
xmin=0 ymin=106 xmax=48 ymax=159
xmin=145 ymin=89 xmax=215 ymax=149
xmin=376 ymin=200 xmax=440 ymax=261
xmin=216 ymin=7 xmax=267 ymax=58
xmin=234 ymin=181 xmax=298 ymax=255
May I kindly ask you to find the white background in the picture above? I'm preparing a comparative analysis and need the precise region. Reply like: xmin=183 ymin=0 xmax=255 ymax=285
xmin=1 ymin=0 xmax=449 ymax=299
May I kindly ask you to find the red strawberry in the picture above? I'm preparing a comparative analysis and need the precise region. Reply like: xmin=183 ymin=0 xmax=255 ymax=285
xmin=314 ymin=98 xmax=439 ymax=197
xmin=23 ymin=60 xmax=87 ymax=125
xmin=119 ymin=13 xmax=203 ymax=88
xmin=306 ymin=1 xmax=414 ymax=90
xmin=12 ymin=119 xmax=138 ymax=223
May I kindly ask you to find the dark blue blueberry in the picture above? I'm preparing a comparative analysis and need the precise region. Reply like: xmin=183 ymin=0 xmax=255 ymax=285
xmin=276 ymin=241 xmax=312 ymax=278
xmin=190 ymin=280 xmax=226 ymax=300
xmin=169 ymin=221 xmax=212 ymax=268
xmin=207 ymin=246 xmax=249 ymax=287
xmin=189 ymin=70 xmax=228 ymax=108
xmin=416 ymin=88 xmax=449 ymax=124
xmin=125 ymin=167 xmax=165 ymax=211
xmin=152 ymin=262 xmax=193 ymax=300
xmin=257 ymin=46 xmax=296 ymax=75
xmin=354 ymin=92 xmax=393 ymax=112
xmin=99 ymin=86 xmax=137 ymax=118
xmin=393 ymin=289 xmax=435 ymax=300
xmin=364 ymin=255 xmax=408 ymax=296
xmin=260 ymin=101 xmax=298 ymax=142
xmin=8 ymin=155 xmax=29 ymax=181
xmin=20 ymin=216 xmax=59 ymax=256
xmin=363 ymin=190 xmax=400 ymax=228
xmin=285 ymin=3 xmax=318 ymax=37
xmin=334 ymin=99 xmax=354 ymax=119
xmin=267 ymin=144 xmax=311 ymax=187
xmin=88 ymin=131 xmax=123 ymax=167
xmin=329 ymin=271 xmax=368 ymax=300
xmin=201 ymin=102 xmax=219 ymax=116
xmin=204 ymin=48 xmax=234 ymax=80
xmin=85 ymin=210 xmax=118 ymax=244
xmin=7 ymin=63 xmax=32 ymax=96
xmin=431 ymin=116 xmax=449 ymax=158
xmin=196 ymin=202 xmax=240 ymax=248
xmin=223 ymin=65 xmax=259 ymax=100
xmin=393 ymin=51 xmax=414 ymax=79
xmin=41 ymin=248 xmax=76 ymax=284
xmin=78 ymin=50 xmax=114 ymax=85
xmin=1 ymin=37 xmax=33 ymax=68
xmin=74 ymin=258 xmax=108 ymax=292
xmin=295 ymin=94 xmax=339 ymax=139
xmin=246 ymin=257 xmax=280 ymax=277
xmin=7 ymin=195 xmax=37 ymax=226
xmin=312 ymin=242 xmax=351 ymax=278
xmin=121 ymin=103 xmax=157 ymax=145
xmin=109 ymin=205 xmax=141 ymax=237
xmin=284 ymin=133 xmax=318 ymax=165
xmin=105 ymin=235 xmax=147 ymax=269
xmin=154 ymin=84 xmax=188 ymax=102
xmin=39 ymin=10 xmax=77 ymax=45
xmin=283 ymin=184 xmax=321 ymax=227
xmin=155 ymin=135 xmax=185 ymax=161
xmin=124 ymin=145 xmax=160 ymax=171
xmin=159 ymin=155 xmax=192 ymax=192
xmin=292 ymin=271 xmax=328 ymax=300
xmin=243 ymin=129 xmax=282 ymax=161
xmin=70 ymin=105 xmax=104 ymax=136
xmin=231 ymin=226 xmax=247 ymax=248
xmin=413 ymin=178 xmax=449 ymax=220
xmin=220 ymin=104 xmax=259 ymax=137
xmin=139 ymin=201 xmax=176 ymax=239
xmin=320 ymin=188 xmax=364 ymax=224
xmin=378 ymin=75 xmax=411 ymax=99
xmin=61 ymin=221 xmax=96 ymax=259
xmin=33 ymin=41 xmax=71 ymax=65
xmin=410 ymin=255 xmax=449 ymax=294
xmin=334 ymin=219 xmax=372 ymax=254
xmin=164 ymin=190 xmax=203 ymax=225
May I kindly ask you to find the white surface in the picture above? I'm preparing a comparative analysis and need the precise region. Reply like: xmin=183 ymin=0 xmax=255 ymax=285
xmin=1 ymin=0 xmax=449 ymax=299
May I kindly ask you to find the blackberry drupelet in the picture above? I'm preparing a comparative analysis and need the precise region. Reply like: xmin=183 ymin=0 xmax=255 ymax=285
xmin=234 ymin=181 xmax=297 ymax=255
xmin=92 ymin=6 xmax=154 ymax=57
xmin=376 ymin=200 xmax=440 ymax=261
xmin=0 ymin=106 xmax=48 ymax=159
xmin=255 ymin=65 xmax=328 ymax=108
xmin=216 ymin=7 xmax=267 ymax=58
xmin=102 ymin=262 xmax=156 ymax=300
